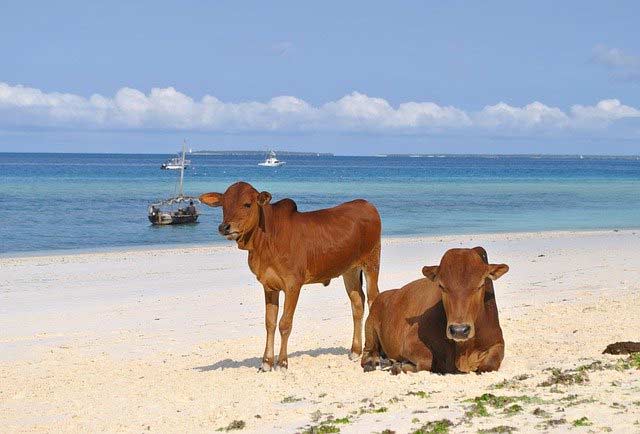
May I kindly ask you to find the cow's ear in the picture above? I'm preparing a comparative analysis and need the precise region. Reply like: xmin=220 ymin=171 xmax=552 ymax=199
xmin=488 ymin=264 xmax=509 ymax=280
xmin=472 ymin=246 xmax=488 ymax=264
xmin=422 ymin=265 xmax=439 ymax=281
xmin=257 ymin=191 xmax=272 ymax=206
xmin=199 ymin=192 xmax=223 ymax=207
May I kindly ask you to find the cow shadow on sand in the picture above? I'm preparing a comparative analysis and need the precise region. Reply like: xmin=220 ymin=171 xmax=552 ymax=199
xmin=194 ymin=346 xmax=349 ymax=371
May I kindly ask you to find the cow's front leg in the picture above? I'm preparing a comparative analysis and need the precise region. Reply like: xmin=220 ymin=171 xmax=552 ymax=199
xmin=277 ymin=284 xmax=301 ymax=370
xmin=260 ymin=288 xmax=279 ymax=372
xmin=476 ymin=343 xmax=504 ymax=373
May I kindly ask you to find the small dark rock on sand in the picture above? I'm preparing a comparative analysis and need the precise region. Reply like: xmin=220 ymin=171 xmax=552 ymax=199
xmin=603 ymin=342 xmax=640 ymax=355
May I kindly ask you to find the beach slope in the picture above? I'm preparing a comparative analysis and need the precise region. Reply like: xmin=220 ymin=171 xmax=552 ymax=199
xmin=1 ymin=230 xmax=639 ymax=432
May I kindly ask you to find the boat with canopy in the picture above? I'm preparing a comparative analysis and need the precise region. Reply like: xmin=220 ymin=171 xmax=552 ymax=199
xmin=148 ymin=142 xmax=200 ymax=225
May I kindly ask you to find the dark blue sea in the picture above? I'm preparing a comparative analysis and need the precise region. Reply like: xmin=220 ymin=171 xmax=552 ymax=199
xmin=1 ymin=152 xmax=639 ymax=255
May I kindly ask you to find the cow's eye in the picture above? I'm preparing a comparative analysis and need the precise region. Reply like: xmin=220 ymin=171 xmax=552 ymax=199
xmin=243 ymin=203 xmax=251 ymax=208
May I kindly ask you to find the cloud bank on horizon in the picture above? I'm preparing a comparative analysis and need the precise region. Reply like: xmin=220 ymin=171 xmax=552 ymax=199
xmin=1 ymin=81 xmax=639 ymax=138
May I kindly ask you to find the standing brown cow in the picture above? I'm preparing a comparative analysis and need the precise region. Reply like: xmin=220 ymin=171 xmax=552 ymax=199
xmin=200 ymin=182 xmax=381 ymax=371
xmin=361 ymin=247 xmax=508 ymax=374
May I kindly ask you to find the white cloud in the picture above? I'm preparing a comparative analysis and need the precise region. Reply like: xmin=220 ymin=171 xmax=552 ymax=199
xmin=475 ymin=102 xmax=569 ymax=130
xmin=592 ymin=44 xmax=640 ymax=82
xmin=0 ymin=82 xmax=639 ymax=136
xmin=571 ymin=99 xmax=640 ymax=127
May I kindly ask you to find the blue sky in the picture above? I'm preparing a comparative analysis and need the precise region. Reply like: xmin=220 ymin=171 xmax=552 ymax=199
xmin=1 ymin=1 xmax=639 ymax=154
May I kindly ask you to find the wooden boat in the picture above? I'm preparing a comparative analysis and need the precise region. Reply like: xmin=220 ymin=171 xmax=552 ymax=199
xmin=148 ymin=142 xmax=199 ymax=225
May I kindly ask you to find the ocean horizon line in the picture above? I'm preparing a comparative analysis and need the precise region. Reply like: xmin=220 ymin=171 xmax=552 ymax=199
xmin=1 ymin=150 xmax=640 ymax=158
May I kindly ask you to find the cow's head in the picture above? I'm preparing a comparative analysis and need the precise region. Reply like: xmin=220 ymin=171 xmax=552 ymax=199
xmin=199 ymin=182 xmax=271 ymax=242
xmin=422 ymin=248 xmax=508 ymax=342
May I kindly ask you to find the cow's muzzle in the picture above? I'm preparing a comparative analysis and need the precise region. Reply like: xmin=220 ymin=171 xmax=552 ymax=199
xmin=218 ymin=222 xmax=239 ymax=240
xmin=448 ymin=324 xmax=472 ymax=341
xmin=218 ymin=222 xmax=231 ymax=235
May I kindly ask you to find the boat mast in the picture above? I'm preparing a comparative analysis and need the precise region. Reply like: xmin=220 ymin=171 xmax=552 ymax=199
xmin=179 ymin=140 xmax=186 ymax=197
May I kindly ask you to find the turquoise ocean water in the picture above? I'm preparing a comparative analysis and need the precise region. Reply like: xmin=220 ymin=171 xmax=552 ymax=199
xmin=1 ymin=153 xmax=639 ymax=255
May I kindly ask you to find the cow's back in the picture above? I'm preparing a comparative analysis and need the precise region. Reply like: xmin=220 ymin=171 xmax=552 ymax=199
xmin=252 ymin=198 xmax=381 ymax=286
xmin=290 ymin=199 xmax=381 ymax=283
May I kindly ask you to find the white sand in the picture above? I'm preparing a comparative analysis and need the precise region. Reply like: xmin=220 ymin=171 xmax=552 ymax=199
xmin=1 ymin=230 xmax=639 ymax=433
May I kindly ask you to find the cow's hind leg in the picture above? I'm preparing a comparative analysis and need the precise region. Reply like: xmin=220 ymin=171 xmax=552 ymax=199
xmin=362 ymin=242 xmax=381 ymax=307
xmin=390 ymin=361 xmax=419 ymax=375
xmin=343 ymin=267 xmax=365 ymax=360
xmin=399 ymin=335 xmax=434 ymax=374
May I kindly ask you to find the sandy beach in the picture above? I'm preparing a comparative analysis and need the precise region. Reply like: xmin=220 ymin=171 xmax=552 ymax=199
xmin=1 ymin=229 xmax=639 ymax=433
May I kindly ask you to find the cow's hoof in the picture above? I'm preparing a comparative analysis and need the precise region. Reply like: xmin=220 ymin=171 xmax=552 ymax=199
xmin=390 ymin=362 xmax=403 ymax=376
xmin=258 ymin=362 xmax=273 ymax=372
xmin=362 ymin=363 xmax=376 ymax=372
xmin=276 ymin=361 xmax=288 ymax=372
xmin=348 ymin=351 xmax=361 ymax=361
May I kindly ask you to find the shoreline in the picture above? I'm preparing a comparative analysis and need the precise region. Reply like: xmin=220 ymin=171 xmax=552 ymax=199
xmin=2 ymin=227 xmax=638 ymax=260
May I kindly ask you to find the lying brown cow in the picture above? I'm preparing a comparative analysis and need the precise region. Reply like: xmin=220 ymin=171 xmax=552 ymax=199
xmin=200 ymin=182 xmax=381 ymax=371
xmin=361 ymin=247 xmax=508 ymax=374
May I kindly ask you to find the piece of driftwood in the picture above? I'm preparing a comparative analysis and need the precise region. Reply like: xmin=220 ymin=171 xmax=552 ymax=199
xmin=602 ymin=341 xmax=640 ymax=355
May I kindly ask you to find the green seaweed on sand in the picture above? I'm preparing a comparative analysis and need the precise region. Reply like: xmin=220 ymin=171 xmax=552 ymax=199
xmin=302 ymin=425 xmax=340 ymax=434
xmin=535 ymin=418 xmax=566 ymax=430
xmin=504 ymin=404 xmax=523 ymax=415
xmin=490 ymin=374 xmax=531 ymax=390
xmin=411 ymin=419 xmax=453 ymax=434
xmin=572 ymin=417 xmax=592 ymax=427
xmin=477 ymin=426 xmax=517 ymax=434
xmin=532 ymin=407 xmax=551 ymax=418
xmin=465 ymin=394 xmax=542 ymax=419
xmin=360 ymin=406 xmax=388 ymax=414
xmin=466 ymin=402 xmax=490 ymax=418
xmin=216 ymin=420 xmax=246 ymax=431
xmin=616 ymin=353 xmax=640 ymax=370
xmin=281 ymin=395 xmax=303 ymax=403
xmin=539 ymin=368 xmax=588 ymax=387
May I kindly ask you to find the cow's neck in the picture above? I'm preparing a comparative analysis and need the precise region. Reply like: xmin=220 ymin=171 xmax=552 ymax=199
xmin=236 ymin=205 xmax=273 ymax=252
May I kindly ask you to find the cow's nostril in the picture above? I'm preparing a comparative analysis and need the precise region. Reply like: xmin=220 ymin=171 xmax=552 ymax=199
xmin=218 ymin=222 xmax=231 ymax=234
xmin=449 ymin=324 xmax=471 ymax=337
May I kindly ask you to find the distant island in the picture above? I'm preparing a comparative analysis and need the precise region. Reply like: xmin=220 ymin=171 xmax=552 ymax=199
xmin=191 ymin=150 xmax=334 ymax=157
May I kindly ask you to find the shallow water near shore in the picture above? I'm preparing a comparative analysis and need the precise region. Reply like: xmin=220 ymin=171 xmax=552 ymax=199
xmin=1 ymin=152 xmax=639 ymax=254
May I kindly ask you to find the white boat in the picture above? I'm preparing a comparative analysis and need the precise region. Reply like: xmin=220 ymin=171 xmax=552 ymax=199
xmin=258 ymin=151 xmax=285 ymax=167
xmin=162 ymin=145 xmax=191 ymax=170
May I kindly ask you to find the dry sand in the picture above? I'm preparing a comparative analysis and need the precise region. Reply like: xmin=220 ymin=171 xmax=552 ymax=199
xmin=1 ymin=230 xmax=639 ymax=433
